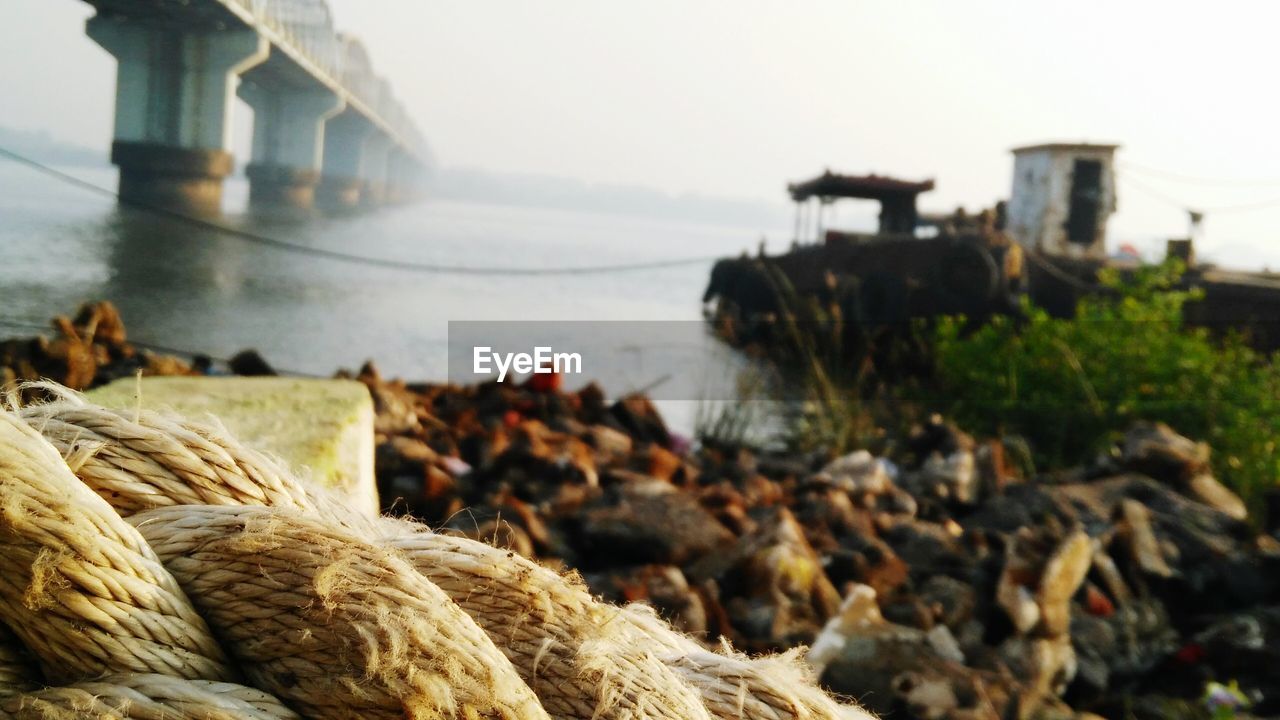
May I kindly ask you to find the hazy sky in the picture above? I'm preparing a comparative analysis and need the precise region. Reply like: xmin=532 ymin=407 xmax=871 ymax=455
xmin=5 ymin=1 xmax=1280 ymax=265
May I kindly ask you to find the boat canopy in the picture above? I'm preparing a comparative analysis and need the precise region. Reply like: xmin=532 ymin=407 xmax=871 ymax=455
xmin=788 ymin=171 xmax=935 ymax=235
xmin=788 ymin=171 xmax=935 ymax=203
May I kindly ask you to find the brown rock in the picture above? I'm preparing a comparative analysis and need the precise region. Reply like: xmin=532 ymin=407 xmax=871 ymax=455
xmin=1118 ymin=499 xmax=1174 ymax=579
xmin=580 ymin=480 xmax=734 ymax=566
xmin=1120 ymin=424 xmax=1247 ymax=521
xmin=1089 ymin=549 xmax=1132 ymax=607
xmin=697 ymin=483 xmax=756 ymax=536
xmin=39 ymin=319 xmax=98 ymax=390
xmin=609 ymin=393 xmax=670 ymax=445
xmin=919 ymin=449 xmax=978 ymax=504
xmin=588 ymin=565 xmax=709 ymax=637
xmin=143 ymin=351 xmax=192 ymax=377
xmin=386 ymin=435 xmax=440 ymax=465
xmin=585 ymin=424 xmax=633 ymax=461
xmin=818 ymin=450 xmax=890 ymax=495
xmin=919 ymin=575 xmax=978 ymax=630
xmin=821 ymin=620 xmax=1018 ymax=720
xmin=997 ymin=635 xmax=1077 ymax=698
xmin=73 ymin=300 xmax=128 ymax=349
xmin=827 ymin=534 xmax=909 ymax=599
xmin=997 ymin=526 xmax=1093 ymax=637
xmin=744 ymin=509 xmax=843 ymax=616
xmin=690 ymin=507 xmax=841 ymax=649
xmin=975 ymin=439 xmax=1022 ymax=498
xmin=1121 ymin=422 xmax=1209 ymax=482
xmin=1186 ymin=472 xmax=1247 ymax=521
xmin=1037 ymin=531 xmax=1094 ymax=637
xmin=367 ymin=382 xmax=421 ymax=435
xmin=893 ymin=672 xmax=960 ymax=720
xmin=643 ymin=443 xmax=684 ymax=483
xmin=228 ymin=348 xmax=277 ymax=376
xmin=739 ymin=473 xmax=785 ymax=507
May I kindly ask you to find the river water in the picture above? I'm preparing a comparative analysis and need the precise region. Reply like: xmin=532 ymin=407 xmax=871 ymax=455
xmin=0 ymin=162 xmax=787 ymax=432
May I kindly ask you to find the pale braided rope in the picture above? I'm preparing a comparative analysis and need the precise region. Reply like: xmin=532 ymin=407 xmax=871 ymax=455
xmin=621 ymin=607 xmax=868 ymax=720
xmin=21 ymin=393 xmax=720 ymax=720
xmin=0 ymin=414 xmax=232 ymax=684
xmin=130 ymin=504 xmax=550 ymax=720
xmin=18 ymin=386 xmax=321 ymax=514
xmin=18 ymin=386 xmax=870 ymax=720
xmin=377 ymin=518 xmax=714 ymax=720
xmin=0 ymin=626 xmax=37 ymax=698
xmin=0 ymin=673 xmax=300 ymax=719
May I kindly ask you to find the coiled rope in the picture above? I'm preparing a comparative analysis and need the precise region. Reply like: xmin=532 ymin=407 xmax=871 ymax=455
xmin=2 ymin=674 xmax=300 ymax=720
xmin=0 ymin=382 xmax=870 ymax=720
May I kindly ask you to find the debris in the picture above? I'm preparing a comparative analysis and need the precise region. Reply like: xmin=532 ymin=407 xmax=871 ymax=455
xmin=9 ymin=303 xmax=1279 ymax=719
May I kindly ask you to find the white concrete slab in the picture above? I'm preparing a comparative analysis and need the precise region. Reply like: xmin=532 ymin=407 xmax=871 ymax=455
xmin=87 ymin=376 xmax=378 ymax=516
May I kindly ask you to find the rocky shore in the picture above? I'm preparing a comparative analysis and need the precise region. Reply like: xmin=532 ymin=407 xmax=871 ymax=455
xmin=4 ymin=303 xmax=1279 ymax=720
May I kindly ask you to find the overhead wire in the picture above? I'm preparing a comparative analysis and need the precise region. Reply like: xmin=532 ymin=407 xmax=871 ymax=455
xmin=1117 ymin=171 xmax=1280 ymax=215
xmin=0 ymin=146 xmax=722 ymax=276
xmin=1119 ymin=160 xmax=1280 ymax=188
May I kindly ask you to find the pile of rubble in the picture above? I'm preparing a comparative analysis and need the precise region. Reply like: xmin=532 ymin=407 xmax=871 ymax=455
xmin=359 ymin=366 xmax=1280 ymax=720
xmin=0 ymin=301 xmax=277 ymax=391
xmin=6 ymin=304 xmax=1279 ymax=719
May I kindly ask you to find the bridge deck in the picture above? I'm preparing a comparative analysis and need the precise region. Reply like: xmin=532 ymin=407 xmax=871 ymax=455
xmin=83 ymin=0 xmax=426 ymax=162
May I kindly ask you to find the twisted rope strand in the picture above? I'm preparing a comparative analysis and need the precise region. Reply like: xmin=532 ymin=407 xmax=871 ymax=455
xmin=131 ymin=505 xmax=549 ymax=720
xmin=0 ymin=414 xmax=231 ymax=684
xmin=8 ymin=385 xmax=872 ymax=720
xmin=0 ymin=673 xmax=301 ymax=720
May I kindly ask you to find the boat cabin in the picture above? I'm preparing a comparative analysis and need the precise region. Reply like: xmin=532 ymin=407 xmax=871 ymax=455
xmin=1006 ymin=142 xmax=1119 ymax=260
xmin=788 ymin=171 xmax=935 ymax=240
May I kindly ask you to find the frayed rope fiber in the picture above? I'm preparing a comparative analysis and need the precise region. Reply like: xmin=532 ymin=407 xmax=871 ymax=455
xmin=130 ymin=504 xmax=548 ymax=720
xmin=1 ymin=383 xmax=871 ymax=720
xmin=0 ymin=413 xmax=232 ymax=684
xmin=0 ymin=626 xmax=38 ymax=699
xmin=0 ymin=673 xmax=300 ymax=719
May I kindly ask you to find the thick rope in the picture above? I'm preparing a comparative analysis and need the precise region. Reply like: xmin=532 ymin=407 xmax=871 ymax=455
xmin=19 ymin=385 xmax=321 ymax=514
xmin=0 ymin=673 xmax=300 ymax=719
xmin=11 ymin=386 xmax=871 ymax=720
xmin=378 ymin=519 xmax=714 ymax=720
xmin=130 ymin=504 xmax=549 ymax=720
xmin=21 ymin=392 xmax=717 ymax=719
xmin=621 ymin=607 xmax=861 ymax=720
xmin=0 ymin=627 xmax=37 ymax=699
xmin=0 ymin=414 xmax=232 ymax=684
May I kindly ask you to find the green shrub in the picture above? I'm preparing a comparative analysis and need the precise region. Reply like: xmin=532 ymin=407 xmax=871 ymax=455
xmin=928 ymin=261 xmax=1280 ymax=508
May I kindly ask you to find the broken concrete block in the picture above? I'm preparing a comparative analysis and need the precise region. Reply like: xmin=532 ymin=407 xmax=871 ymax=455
xmin=997 ymin=527 xmax=1093 ymax=637
xmin=1186 ymin=473 xmax=1248 ymax=521
xmin=1119 ymin=499 xmax=1175 ymax=579
xmin=1122 ymin=422 xmax=1210 ymax=481
xmin=580 ymin=479 xmax=734 ymax=565
xmin=1037 ymin=531 xmax=1094 ymax=637
xmin=808 ymin=583 xmax=884 ymax=676
xmin=819 ymin=449 xmax=891 ymax=495
xmin=87 ymin=375 xmax=378 ymax=515
xmin=998 ymin=634 xmax=1077 ymax=698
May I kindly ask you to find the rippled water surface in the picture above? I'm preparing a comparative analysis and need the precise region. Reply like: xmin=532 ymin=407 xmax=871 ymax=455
xmin=1 ymin=162 xmax=786 ymax=431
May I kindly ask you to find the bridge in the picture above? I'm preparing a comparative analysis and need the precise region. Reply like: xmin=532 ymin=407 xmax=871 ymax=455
xmin=81 ymin=0 xmax=429 ymax=214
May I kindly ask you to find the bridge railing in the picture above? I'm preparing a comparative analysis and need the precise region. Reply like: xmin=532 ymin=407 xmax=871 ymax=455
xmin=223 ymin=0 xmax=422 ymax=157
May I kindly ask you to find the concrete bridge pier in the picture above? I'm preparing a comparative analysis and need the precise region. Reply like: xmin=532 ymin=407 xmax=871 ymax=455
xmin=317 ymin=111 xmax=375 ymax=210
xmin=384 ymin=150 xmax=414 ymax=204
xmin=87 ymin=15 xmax=268 ymax=215
xmin=239 ymin=80 xmax=344 ymax=210
xmin=359 ymin=134 xmax=393 ymax=207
